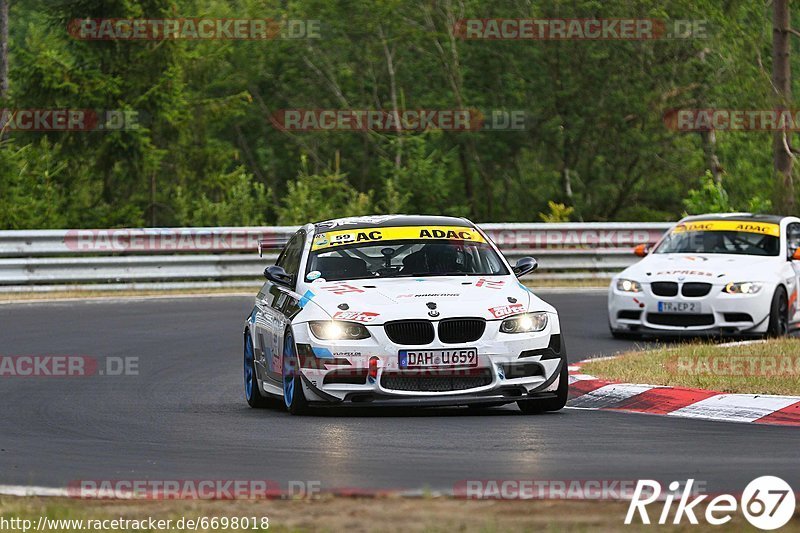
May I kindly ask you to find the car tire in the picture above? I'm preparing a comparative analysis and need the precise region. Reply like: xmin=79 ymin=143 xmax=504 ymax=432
xmin=244 ymin=331 xmax=271 ymax=408
xmin=282 ymin=329 xmax=309 ymax=415
xmin=767 ymin=286 xmax=790 ymax=338
xmin=517 ymin=360 xmax=569 ymax=414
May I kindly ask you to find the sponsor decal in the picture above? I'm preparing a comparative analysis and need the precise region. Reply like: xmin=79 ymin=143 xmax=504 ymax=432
xmin=655 ymin=270 xmax=714 ymax=277
xmin=672 ymin=220 xmax=780 ymax=237
xmin=475 ymin=278 xmax=504 ymax=289
xmin=298 ymin=290 xmax=315 ymax=308
xmin=311 ymin=225 xmax=486 ymax=250
xmin=331 ymin=311 xmax=379 ymax=323
xmin=488 ymin=303 xmax=525 ymax=318
xmin=397 ymin=293 xmax=460 ymax=298
xmin=332 ymin=351 xmax=361 ymax=358
xmin=306 ymin=270 xmax=322 ymax=281
xmin=319 ymin=282 xmax=365 ymax=295
xmin=311 ymin=347 xmax=333 ymax=359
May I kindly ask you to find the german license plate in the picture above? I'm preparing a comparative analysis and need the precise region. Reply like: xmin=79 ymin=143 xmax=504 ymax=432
xmin=398 ymin=348 xmax=478 ymax=368
xmin=658 ymin=301 xmax=699 ymax=313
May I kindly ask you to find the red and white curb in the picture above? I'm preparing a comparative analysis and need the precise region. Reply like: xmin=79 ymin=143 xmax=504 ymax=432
xmin=568 ymin=362 xmax=800 ymax=427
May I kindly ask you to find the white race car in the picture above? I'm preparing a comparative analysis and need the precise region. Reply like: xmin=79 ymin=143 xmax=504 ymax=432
xmin=609 ymin=213 xmax=800 ymax=338
xmin=243 ymin=215 xmax=567 ymax=415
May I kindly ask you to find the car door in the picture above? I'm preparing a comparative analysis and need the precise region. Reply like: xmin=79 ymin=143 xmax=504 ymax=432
xmin=786 ymin=222 xmax=800 ymax=323
xmin=254 ymin=230 xmax=304 ymax=383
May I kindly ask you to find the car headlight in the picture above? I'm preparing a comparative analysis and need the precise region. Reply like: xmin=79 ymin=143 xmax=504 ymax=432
xmin=723 ymin=282 xmax=763 ymax=295
xmin=500 ymin=312 xmax=548 ymax=334
xmin=616 ymin=279 xmax=642 ymax=293
xmin=309 ymin=321 xmax=370 ymax=340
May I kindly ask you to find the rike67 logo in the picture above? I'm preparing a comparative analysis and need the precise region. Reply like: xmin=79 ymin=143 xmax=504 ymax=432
xmin=626 ymin=477 xmax=795 ymax=530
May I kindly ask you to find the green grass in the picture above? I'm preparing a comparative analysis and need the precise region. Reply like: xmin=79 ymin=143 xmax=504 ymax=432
xmin=581 ymin=338 xmax=800 ymax=396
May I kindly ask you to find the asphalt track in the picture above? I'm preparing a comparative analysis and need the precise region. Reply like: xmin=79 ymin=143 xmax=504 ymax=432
xmin=0 ymin=292 xmax=797 ymax=494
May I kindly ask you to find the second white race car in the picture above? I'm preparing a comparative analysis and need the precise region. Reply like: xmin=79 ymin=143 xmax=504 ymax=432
xmin=609 ymin=213 xmax=800 ymax=338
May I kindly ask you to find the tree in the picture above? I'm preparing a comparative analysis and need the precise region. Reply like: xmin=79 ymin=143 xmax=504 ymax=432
xmin=772 ymin=0 xmax=794 ymax=213
xmin=0 ymin=0 xmax=7 ymax=98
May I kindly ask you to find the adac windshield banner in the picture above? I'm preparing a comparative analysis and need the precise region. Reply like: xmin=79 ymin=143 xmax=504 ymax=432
xmin=312 ymin=226 xmax=486 ymax=251
xmin=672 ymin=220 xmax=780 ymax=237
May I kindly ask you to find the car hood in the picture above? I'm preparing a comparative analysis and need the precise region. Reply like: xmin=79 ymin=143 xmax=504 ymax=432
xmin=298 ymin=275 xmax=554 ymax=323
xmin=619 ymin=253 xmax=780 ymax=283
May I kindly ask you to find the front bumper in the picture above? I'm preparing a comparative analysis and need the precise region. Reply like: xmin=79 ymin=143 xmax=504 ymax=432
xmin=608 ymin=281 xmax=774 ymax=336
xmin=291 ymin=316 xmax=564 ymax=406
xmin=301 ymin=373 xmax=562 ymax=407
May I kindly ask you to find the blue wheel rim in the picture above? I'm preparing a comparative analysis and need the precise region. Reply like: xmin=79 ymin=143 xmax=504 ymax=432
xmin=282 ymin=334 xmax=296 ymax=408
xmin=244 ymin=333 xmax=254 ymax=400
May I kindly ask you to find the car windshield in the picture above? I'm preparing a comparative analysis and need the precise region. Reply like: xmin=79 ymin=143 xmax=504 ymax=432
xmin=654 ymin=222 xmax=780 ymax=256
xmin=305 ymin=239 xmax=508 ymax=281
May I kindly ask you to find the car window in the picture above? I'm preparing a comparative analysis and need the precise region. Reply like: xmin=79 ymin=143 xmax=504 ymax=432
xmin=788 ymin=223 xmax=800 ymax=258
xmin=274 ymin=236 xmax=294 ymax=270
xmin=276 ymin=230 xmax=305 ymax=284
xmin=654 ymin=221 xmax=780 ymax=257
xmin=306 ymin=240 xmax=508 ymax=281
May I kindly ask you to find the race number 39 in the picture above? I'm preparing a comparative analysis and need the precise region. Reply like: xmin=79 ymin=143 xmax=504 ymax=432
xmin=742 ymin=476 xmax=795 ymax=530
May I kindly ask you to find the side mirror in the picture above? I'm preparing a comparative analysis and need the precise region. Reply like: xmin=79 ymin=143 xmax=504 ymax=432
xmin=793 ymin=248 xmax=800 ymax=261
xmin=264 ymin=265 xmax=293 ymax=287
xmin=633 ymin=244 xmax=650 ymax=257
xmin=512 ymin=257 xmax=538 ymax=278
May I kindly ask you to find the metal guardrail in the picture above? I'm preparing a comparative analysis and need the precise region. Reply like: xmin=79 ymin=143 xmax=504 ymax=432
xmin=0 ymin=223 xmax=672 ymax=290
